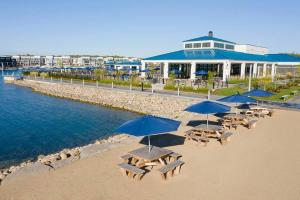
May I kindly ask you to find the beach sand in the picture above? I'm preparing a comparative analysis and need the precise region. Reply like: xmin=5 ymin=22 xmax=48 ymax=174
xmin=0 ymin=109 xmax=300 ymax=200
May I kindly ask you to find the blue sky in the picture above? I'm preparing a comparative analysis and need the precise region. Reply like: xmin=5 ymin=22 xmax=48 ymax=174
xmin=0 ymin=0 xmax=299 ymax=57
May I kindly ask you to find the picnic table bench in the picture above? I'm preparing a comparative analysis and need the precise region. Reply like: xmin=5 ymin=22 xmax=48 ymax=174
xmin=158 ymin=160 xmax=185 ymax=180
xmin=118 ymin=163 xmax=145 ymax=180
xmin=121 ymin=154 xmax=133 ymax=163
xmin=169 ymin=152 xmax=182 ymax=162
xmin=291 ymin=90 xmax=298 ymax=95
xmin=247 ymin=120 xmax=258 ymax=129
xmin=185 ymin=132 xmax=210 ymax=146
xmin=281 ymin=95 xmax=290 ymax=101
xmin=218 ymin=132 xmax=233 ymax=145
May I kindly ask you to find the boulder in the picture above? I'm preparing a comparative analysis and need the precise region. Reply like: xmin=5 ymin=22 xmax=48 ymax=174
xmin=37 ymin=155 xmax=45 ymax=162
xmin=9 ymin=166 xmax=20 ymax=173
xmin=0 ymin=172 xmax=6 ymax=180
xmin=60 ymin=152 xmax=68 ymax=160
xmin=69 ymin=149 xmax=80 ymax=158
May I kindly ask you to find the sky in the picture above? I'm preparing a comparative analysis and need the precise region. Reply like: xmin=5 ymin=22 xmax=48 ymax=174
xmin=0 ymin=0 xmax=300 ymax=58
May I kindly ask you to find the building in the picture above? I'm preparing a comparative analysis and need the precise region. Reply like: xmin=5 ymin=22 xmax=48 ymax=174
xmin=142 ymin=31 xmax=300 ymax=81
xmin=104 ymin=60 xmax=142 ymax=71
xmin=0 ymin=56 xmax=17 ymax=68
xmin=45 ymin=56 xmax=54 ymax=67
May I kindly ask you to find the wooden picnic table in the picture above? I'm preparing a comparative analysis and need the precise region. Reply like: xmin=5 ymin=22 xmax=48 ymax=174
xmin=224 ymin=113 xmax=247 ymax=121
xmin=191 ymin=124 xmax=224 ymax=138
xmin=248 ymin=105 xmax=272 ymax=117
xmin=128 ymin=146 xmax=173 ymax=166
xmin=195 ymin=124 xmax=223 ymax=133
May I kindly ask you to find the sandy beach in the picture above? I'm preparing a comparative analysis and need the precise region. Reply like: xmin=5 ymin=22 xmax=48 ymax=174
xmin=0 ymin=109 xmax=299 ymax=200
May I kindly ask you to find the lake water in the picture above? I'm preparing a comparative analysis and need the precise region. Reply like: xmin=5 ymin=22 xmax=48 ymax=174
xmin=0 ymin=71 xmax=141 ymax=169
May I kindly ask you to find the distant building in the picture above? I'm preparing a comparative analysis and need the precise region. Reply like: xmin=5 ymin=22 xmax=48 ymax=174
xmin=0 ymin=56 xmax=17 ymax=68
xmin=142 ymin=31 xmax=300 ymax=81
xmin=45 ymin=56 xmax=54 ymax=67
xmin=104 ymin=60 xmax=142 ymax=71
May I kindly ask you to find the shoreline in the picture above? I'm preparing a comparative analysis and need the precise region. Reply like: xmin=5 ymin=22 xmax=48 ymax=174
xmin=0 ymin=79 xmax=198 ymax=185
xmin=0 ymin=133 xmax=135 ymax=185
xmin=8 ymin=79 xmax=199 ymax=119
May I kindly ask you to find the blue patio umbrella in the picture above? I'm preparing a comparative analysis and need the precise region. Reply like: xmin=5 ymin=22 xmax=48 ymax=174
xmin=217 ymin=93 xmax=257 ymax=114
xmin=153 ymin=66 xmax=160 ymax=71
xmin=242 ymin=89 xmax=274 ymax=97
xmin=217 ymin=93 xmax=257 ymax=104
xmin=171 ymin=69 xmax=181 ymax=75
xmin=185 ymin=100 xmax=230 ymax=127
xmin=140 ymin=69 xmax=150 ymax=73
xmin=130 ymin=68 xmax=139 ymax=71
xmin=114 ymin=115 xmax=181 ymax=152
xmin=242 ymin=89 xmax=274 ymax=106
xmin=195 ymin=70 xmax=208 ymax=76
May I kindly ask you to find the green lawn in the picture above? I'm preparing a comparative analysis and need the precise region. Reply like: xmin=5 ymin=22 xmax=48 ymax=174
xmin=212 ymin=86 xmax=246 ymax=96
xmin=258 ymin=86 xmax=300 ymax=102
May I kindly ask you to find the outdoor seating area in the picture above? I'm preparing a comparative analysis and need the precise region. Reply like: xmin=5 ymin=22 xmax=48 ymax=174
xmin=115 ymin=89 xmax=277 ymax=181
xmin=119 ymin=146 xmax=184 ymax=180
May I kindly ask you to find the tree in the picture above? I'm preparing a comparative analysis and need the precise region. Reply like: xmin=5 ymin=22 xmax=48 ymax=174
xmin=93 ymin=69 xmax=106 ymax=80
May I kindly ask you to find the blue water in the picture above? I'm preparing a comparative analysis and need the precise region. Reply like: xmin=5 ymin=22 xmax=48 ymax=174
xmin=0 ymin=71 xmax=141 ymax=168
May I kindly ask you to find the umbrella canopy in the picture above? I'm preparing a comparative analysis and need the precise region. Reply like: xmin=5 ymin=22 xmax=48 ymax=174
xmin=185 ymin=100 xmax=230 ymax=114
xmin=195 ymin=70 xmax=208 ymax=76
xmin=217 ymin=93 xmax=257 ymax=115
xmin=171 ymin=69 xmax=181 ymax=75
xmin=114 ymin=115 xmax=181 ymax=151
xmin=185 ymin=101 xmax=230 ymax=127
xmin=140 ymin=69 xmax=150 ymax=73
xmin=153 ymin=66 xmax=160 ymax=71
xmin=242 ymin=89 xmax=274 ymax=97
xmin=217 ymin=93 xmax=257 ymax=104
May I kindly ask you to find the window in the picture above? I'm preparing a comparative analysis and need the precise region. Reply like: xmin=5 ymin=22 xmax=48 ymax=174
xmin=193 ymin=43 xmax=202 ymax=48
xmin=202 ymin=42 xmax=211 ymax=48
xmin=225 ymin=44 xmax=235 ymax=50
xmin=214 ymin=42 xmax=225 ymax=49
xmin=185 ymin=43 xmax=193 ymax=48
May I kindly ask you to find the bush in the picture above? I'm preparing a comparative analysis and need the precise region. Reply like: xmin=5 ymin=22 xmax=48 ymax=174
xmin=40 ymin=72 xmax=49 ymax=78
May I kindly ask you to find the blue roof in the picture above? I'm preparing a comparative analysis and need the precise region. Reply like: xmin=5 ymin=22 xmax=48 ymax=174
xmin=105 ymin=61 xmax=141 ymax=66
xmin=144 ymin=49 xmax=300 ymax=63
xmin=266 ymin=54 xmax=300 ymax=62
xmin=183 ymin=36 xmax=236 ymax=44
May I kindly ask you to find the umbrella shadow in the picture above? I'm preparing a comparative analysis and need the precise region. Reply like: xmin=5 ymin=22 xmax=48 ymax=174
xmin=139 ymin=133 xmax=186 ymax=148
xmin=186 ymin=120 xmax=219 ymax=127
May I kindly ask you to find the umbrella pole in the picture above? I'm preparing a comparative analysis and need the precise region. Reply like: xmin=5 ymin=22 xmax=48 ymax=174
xmin=207 ymin=114 xmax=209 ymax=128
xmin=148 ymin=136 xmax=151 ymax=152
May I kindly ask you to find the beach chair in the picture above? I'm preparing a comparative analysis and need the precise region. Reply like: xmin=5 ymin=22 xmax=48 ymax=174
xmin=158 ymin=160 xmax=185 ymax=180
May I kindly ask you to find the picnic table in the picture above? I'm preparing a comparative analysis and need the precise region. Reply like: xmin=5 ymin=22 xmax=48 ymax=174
xmin=128 ymin=146 xmax=173 ymax=166
xmin=119 ymin=146 xmax=184 ymax=180
xmin=224 ymin=113 xmax=247 ymax=121
xmin=194 ymin=124 xmax=223 ymax=137
xmin=248 ymin=105 xmax=274 ymax=117
xmin=291 ymin=90 xmax=298 ymax=95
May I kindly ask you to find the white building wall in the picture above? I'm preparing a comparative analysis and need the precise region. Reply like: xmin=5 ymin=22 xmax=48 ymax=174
xmin=235 ymin=44 xmax=269 ymax=55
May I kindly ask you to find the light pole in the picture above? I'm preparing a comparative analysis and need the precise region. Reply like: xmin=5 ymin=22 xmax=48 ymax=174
xmin=248 ymin=64 xmax=253 ymax=91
